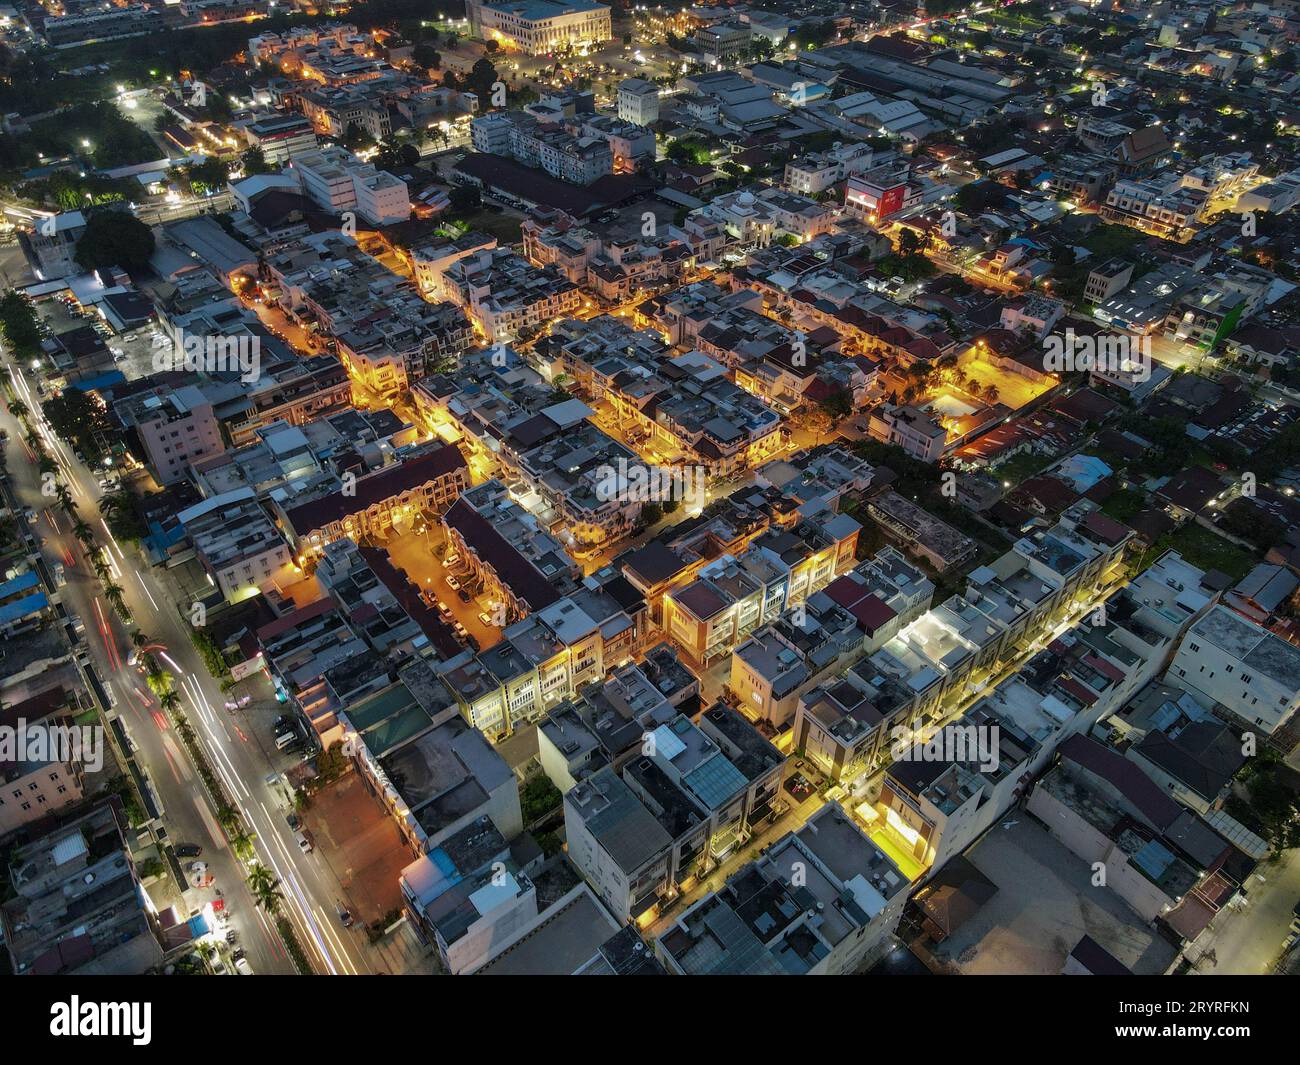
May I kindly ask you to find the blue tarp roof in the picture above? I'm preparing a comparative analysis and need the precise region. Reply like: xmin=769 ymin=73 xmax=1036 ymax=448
xmin=0 ymin=571 xmax=41 ymax=599
xmin=0 ymin=591 xmax=48 ymax=625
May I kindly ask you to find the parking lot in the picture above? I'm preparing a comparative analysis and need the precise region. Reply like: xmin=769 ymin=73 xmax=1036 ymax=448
xmin=36 ymin=290 xmax=165 ymax=385
xmin=380 ymin=516 xmax=504 ymax=651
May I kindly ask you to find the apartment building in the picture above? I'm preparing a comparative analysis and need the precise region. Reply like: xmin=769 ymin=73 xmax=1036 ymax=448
xmin=335 ymin=298 xmax=473 ymax=395
xmin=437 ymin=578 xmax=643 ymax=737
xmin=338 ymin=669 xmax=524 ymax=854
xmin=1 ymin=802 xmax=163 ymax=975
xmin=663 ymin=513 xmax=861 ymax=666
xmin=791 ymin=505 xmax=1134 ymax=785
xmin=243 ymin=114 xmax=319 ymax=165
xmin=470 ymin=110 xmax=613 ymax=185
xmin=442 ymin=248 xmax=583 ymax=342
xmin=258 ymin=597 xmax=390 ymax=744
xmin=728 ymin=595 xmax=864 ymax=728
xmin=617 ymin=78 xmax=660 ymax=126
xmin=410 ymin=231 xmax=498 ymax=301
xmin=784 ymin=141 xmax=880 ymax=196
xmin=0 ymin=685 xmax=88 ymax=836
xmin=655 ymin=803 xmax=909 ymax=974
xmin=1166 ymin=604 xmax=1300 ymax=736
xmin=20 ymin=210 xmax=86 ymax=280
xmin=114 ymin=384 xmax=226 ymax=486
xmin=277 ymin=443 xmax=469 ymax=555
xmin=179 ymin=492 xmax=296 ymax=603
xmin=868 ymin=578 xmax=1179 ymax=879
xmin=399 ymin=816 xmax=536 ymax=974
xmin=867 ymin=404 xmax=947 ymax=462
xmin=442 ymin=480 xmax=580 ymax=624
xmin=291 ymin=146 xmax=411 ymax=224
xmin=1101 ymin=176 xmax=1206 ymax=242
xmin=866 ymin=490 xmax=978 ymax=573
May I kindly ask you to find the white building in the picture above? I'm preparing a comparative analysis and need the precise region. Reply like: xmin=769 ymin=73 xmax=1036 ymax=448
xmin=1166 ymin=604 xmax=1300 ymax=735
xmin=617 ymin=78 xmax=660 ymax=126
xmin=466 ymin=0 xmax=611 ymax=55
xmin=291 ymin=146 xmax=410 ymax=224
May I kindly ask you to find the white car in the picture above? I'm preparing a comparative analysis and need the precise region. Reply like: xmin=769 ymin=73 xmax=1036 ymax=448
xmin=441 ymin=553 xmax=459 ymax=568
xmin=234 ymin=957 xmax=253 ymax=975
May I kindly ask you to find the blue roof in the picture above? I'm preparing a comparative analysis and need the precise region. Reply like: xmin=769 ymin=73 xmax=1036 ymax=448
xmin=0 ymin=571 xmax=41 ymax=599
xmin=0 ymin=591 xmax=48 ymax=625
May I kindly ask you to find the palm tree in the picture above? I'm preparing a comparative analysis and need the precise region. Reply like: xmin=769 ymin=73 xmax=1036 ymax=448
xmin=145 ymin=670 xmax=174 ymax=699
xmin=103 ymin=582 xmax=127 ymax=614
xmin=73 ymin=518 xmax=93 ymax=542
xmin=214 ymin=802 xmax=237 ymax=830
xmin=230 ymin=828 xmax=257 ymax=863
xmin=159 ymin=690 xmax=180 ymax=715
xmin=10 ymin=399 xmax=28 ymax=419
xmin=246 ymin=863 xmax=284 ymax=915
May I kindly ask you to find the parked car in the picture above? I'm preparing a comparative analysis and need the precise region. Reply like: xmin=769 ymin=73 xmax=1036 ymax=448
xmin=457 ymin=589 xmax=471 ymax=603
xmin=446 ymin=575 xmax=461 ymax=591
xmin=234 ymin=956 xmax=253 ymax=976
xmin=174 ymin=843 xmax=202 ymax=858
xmin=295 ymin=829 xmax=314 ymax=854
xmin=478 ymin=611 xmax=494 ymax=627
xmin=441 ymin=553 xmax=459 ymax=568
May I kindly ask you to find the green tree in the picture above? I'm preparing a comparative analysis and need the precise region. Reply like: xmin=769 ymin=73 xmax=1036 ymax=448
xmin=247 ymin=863 xmax=285 ymax=914
xmin=74 ymin=211 xmax=155 ymax=272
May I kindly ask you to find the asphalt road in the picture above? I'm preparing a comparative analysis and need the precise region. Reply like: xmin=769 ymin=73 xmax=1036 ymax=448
xmin=3 ymin=358 xmax=377 ymax=975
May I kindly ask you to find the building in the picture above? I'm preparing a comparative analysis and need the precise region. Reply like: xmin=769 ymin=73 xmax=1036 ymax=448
xmin=20 ymin=211 xmax=86 ymax=281
xmin=617 ymin=78 xmax=659 ymax=126
xmin=695 ymin=21 xmax=750 ymax=60
xmin=0 ymin=685 xmax=89 ymax=835
xmin=785 ymin=142 xmax=879 ymax=197
xmin=866 ymin=491 xmax=978 ymax=573
xmin=399 ymin=816 xmax=536 ymax=974
xmin=655 ymin=803 xmax=909 ymax=974
xmin=244 ymin=114 xmax=319 ymax=165
xmin=1 ymin=802 xmax=163 ymax=975
xmin=1166 ymin=604 xmax=1300 ymax=736
xmin=443 ymin=248 xmax=582 ymax=342
xmin=291 ymin=146 xmax=411 ymax=224
xmin=179 ymin=492 xmax=296 ymax=603
xmin=114 ymin=384 xmax=225 ymax=486
xmin=868 ymin=404 xmax=947 ymax=463
xmin=466 ymin=0 xmax=611 ymax=55
xmin=278 ymin=443 xmax=470 ymax=555
xmin=470 ymin=111 xmax=613 ymax=185
xmin=339 ymin=670 xmax=525 ymax=854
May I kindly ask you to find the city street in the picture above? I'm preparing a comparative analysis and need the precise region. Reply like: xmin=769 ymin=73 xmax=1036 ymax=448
xmin=2 ymin=359 xmax=386 ymax=976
